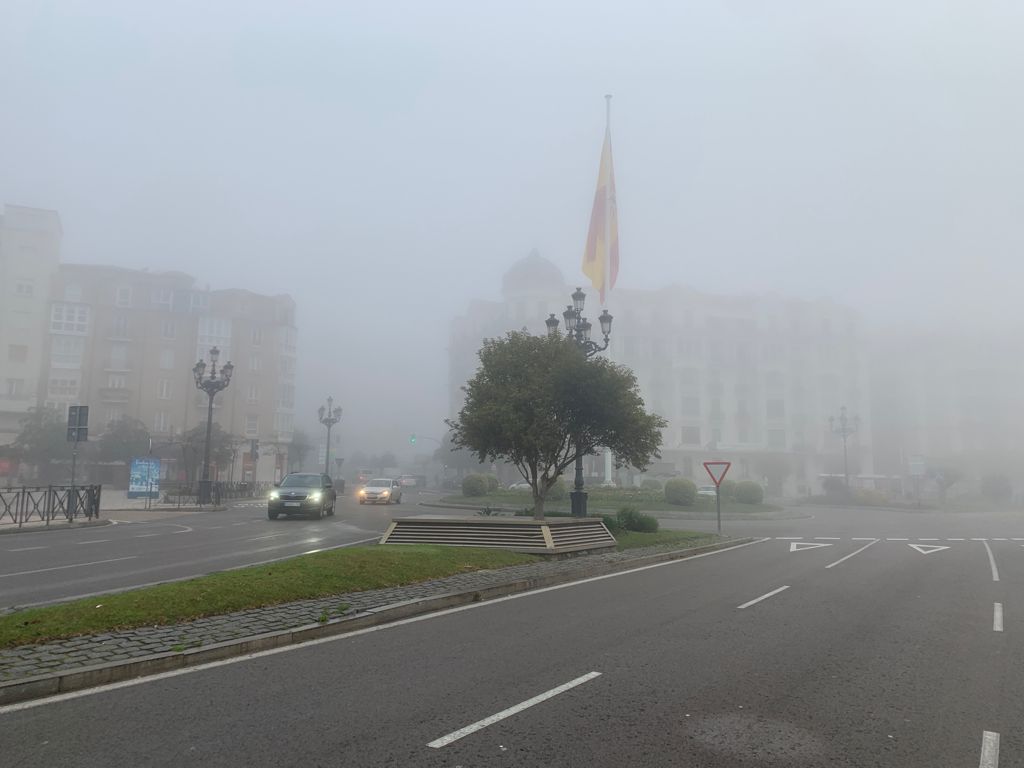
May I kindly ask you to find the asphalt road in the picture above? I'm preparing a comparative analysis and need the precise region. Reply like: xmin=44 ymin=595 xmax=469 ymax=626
xmin=2 ymin=507 xmax=1021 ymax=766
xmin=0 ymin=491 xmax=415 ymax=608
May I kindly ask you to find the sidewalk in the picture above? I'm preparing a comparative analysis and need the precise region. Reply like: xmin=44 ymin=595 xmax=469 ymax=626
xmin=0 ymin=536 xmax=747 ymax=700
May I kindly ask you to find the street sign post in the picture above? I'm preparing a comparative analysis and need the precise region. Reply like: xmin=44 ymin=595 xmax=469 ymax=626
xmin=703 ymin=461 xmax=732 ymax=535
xmin=66 ymin=405 xmax=89 ymax=517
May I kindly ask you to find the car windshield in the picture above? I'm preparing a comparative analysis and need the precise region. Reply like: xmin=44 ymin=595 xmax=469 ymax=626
xmin=280 ymin=474 xmax=321 ymax=488
xmin=367 ymin=479 xmax=391 ymax=487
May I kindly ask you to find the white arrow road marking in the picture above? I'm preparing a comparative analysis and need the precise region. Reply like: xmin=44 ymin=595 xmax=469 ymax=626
xmin=427 ymin=672 xmax=602 ymax=748
xmin=789 ymin=541 xmax=833 ymax=552
xmin=979 ymin=731 xmax=1000 ymax=767
xmin=908 ymin=544 xmax=950 ymax=555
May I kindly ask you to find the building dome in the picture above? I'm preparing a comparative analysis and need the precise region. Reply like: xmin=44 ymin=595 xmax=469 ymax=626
xmin=501 ymin=249 xmax=566 ymax=299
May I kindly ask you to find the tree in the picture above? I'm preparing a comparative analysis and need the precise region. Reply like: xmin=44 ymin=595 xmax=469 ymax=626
xmin=287 ymin=428 xmax=314 ymax=472
xmin=181 ymin=422 xmax=235 ymax=482
xmin=95 ymin=417 xmax=151 ymax=465
xmin=11 ymin=406 xmax=76 ymax=482
xmin=447 ymin=331 xmax=666 ymax=519
xmin=433 ymin=432 xmax=487 ymax=476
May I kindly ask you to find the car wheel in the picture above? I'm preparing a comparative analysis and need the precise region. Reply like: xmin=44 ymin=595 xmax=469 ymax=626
xmin=268 ymin=510 xmax=278 ymax=520
xmin=358 ymin=499 xmax=365 ymax=505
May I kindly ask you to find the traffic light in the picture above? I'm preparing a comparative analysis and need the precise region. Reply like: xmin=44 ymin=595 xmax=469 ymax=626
xmin=409 ymin=434 xmax=416 ymax=445
xmin=251 ymin=439 xmax=260 ymax=460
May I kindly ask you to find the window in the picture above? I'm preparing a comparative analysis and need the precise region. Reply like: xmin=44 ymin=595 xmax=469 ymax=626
xmin=190 ymin=292 xmax=210 ymax=312
xmin=153 ymin=411 xmax=170 ymax=433
xmin=197 ymin=316 xmax=231 ymax=362
xmin=50 ymin=336 xmax=85 ymax=368
xmin=159 ymin=349 xmax=175 ymax=370
xmin=766 ymin=399 xmax=786 ymax=419
xmin=157 ymin=379 xmax=172 ymax=400
xmin=107 ymin=374 xmax=126 ymax=389
xmin=767 ymin=429 xmax=787 ymax=449
xmin=278 ymin=384 xmax=295 ymax=409
xmin=161 ymin=319 xmax=176 ymax=340
xmin=115 ymin=286 xmax=132 ymax=308
xmin=14 ymin=280 xmax=34 ymax=297
xmin=274 ymin=412 xmax=294 ymax=436
xmin=105 ymin=408 xmax=122 ymax=426
xmin=8 ymin=345 xmax=28 ymax=363
xmin=680 ymin=396 xmax=700 ymax=417
xmin=112 ymin=315 xmax=130 ymax=338
xmin=251 ymin=327 xmax=263 ymax=346
xmin=247 ymin=383 xmax=259 ymax=403
xmin=63 ymin=284 xmax=82 ymax=302
xmin=6 ymin=379 xmax=25 ymax=397
xmin=48 ymin=377 xmax=80 ymax=398
xmin=109 ymin=344 xmax=128 ymax=370
xmin=50 ymin=304 xmax=90 ymax=335
xmin=249 ymin=356 xmax=262 ymax=372
xmin=681 ymin=426 xmax=701 ymax=445
xmin=245 ymin=414 xmax=259 ymax=437
xmin=152 ymin=289 xmax=173 ymax=311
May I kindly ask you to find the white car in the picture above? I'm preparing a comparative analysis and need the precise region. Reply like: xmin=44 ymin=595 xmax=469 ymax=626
xmin=697 ymin=485 xmax=718 ymax=497
xmin=358 ymin=478 xmax=403 ymax=504
xmin=508 ymin=482 xmax=532 ymax=491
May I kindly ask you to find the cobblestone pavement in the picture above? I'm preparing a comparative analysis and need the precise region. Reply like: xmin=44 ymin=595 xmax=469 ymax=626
xmin=0 ymin=538 xmax=721 ymax=683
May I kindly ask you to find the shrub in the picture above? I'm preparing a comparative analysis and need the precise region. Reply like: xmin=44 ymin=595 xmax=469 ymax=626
xmin=718 ymin=478 xmax=738 ymax=501
xmin=600 ymin=514 xmax=623 ymax=533
xmin=822 ymin=476 xmax=847 ymax=497
xmin=641 ymin=477 xmax=663 ymax=491
xmin=616 ymin=505 xmax=659 ymax=533
xmin=547 ymin=477 xmax=568 ymax=501
xmin=664 ymin=478 xmax=697 ymax=506
xmin=735 ymin=480 xmax=764 ymax=505
xmin=462 ymin=474 xmax=489 ymax=497
xmin=484 ymin=475 xmax=500 ymax=492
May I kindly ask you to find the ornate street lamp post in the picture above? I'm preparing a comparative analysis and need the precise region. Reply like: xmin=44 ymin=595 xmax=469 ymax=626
xmin=192 ymin=346 xmax=234 ymax=505
xmin=545 ymin=287 xmax=613 ymax=517
xmin=318 ymin=397 xmax=342 ymax=476
xmin=829 ymin=405 xmax=860 ymax=490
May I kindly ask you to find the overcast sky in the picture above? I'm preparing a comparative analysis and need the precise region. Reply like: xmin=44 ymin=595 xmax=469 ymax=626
xmin=2 ymin=1 xmax=1022 ymax=455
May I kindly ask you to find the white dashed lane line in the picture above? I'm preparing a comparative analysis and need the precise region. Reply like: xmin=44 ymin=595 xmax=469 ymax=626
xmin=979 ymin=731 xmax=1000 ymax=768
xmin=6 ymin=546 xmax=47 ymax=552
xmin=994 ymin=603 xmax=1003 ymax=633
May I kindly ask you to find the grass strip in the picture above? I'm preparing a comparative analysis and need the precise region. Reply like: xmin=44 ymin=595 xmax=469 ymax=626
xmin=0 ymin=545 xmax=534 ymax=649
xmin=444 ymin=493 xmax=781 ymax=515
xmin=613 ymin=530 xmax=718 ymax=551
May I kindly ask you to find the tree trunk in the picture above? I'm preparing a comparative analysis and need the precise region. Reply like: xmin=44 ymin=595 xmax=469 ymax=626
xmin=533 ymin=492 xmax=545 ymax=520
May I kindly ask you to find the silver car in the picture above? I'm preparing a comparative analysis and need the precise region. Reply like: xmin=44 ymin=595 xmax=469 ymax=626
xmin=358 ymin=478 xmax=403 ymax=504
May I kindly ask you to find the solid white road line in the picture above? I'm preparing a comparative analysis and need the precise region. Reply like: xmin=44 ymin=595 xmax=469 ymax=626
xmin=737 ymin=585 xmax=790 ymax=610
xmin=76 ymin=539 xmax=111 ymax=545
xmin=979 ymin=730 xmax=1000 ymax=767
xmin=134 ymin=534 xmax=160 ymax=538
xmin=0 ymin=537 xmax=770 ymax=714
xmin=7 ymin=546 xmax=47 ymax=552
xmin=994 ymin=603 xmax=1003 ymax=632
xmin=825 ymin=539 xmax=878 ymax=569
xmin=427 ymin=671 xmax=602 ymax=748
xmin=982 ymin=541 xmax=1000 ymax=582
xmin=0 ymin=556 xmax=137 ymax=579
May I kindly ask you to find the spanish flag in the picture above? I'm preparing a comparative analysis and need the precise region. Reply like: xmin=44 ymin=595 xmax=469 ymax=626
xmin=582 ymin=97 xmax=618 ymax=305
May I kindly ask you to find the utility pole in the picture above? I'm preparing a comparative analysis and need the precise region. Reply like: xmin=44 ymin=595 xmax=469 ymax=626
xmin=829 ymin=406 xmax=860 ymax=490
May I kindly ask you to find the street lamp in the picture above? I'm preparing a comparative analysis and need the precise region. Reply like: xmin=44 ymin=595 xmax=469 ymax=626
xmin=318 ymin=397 xmax=342 ymax=476
xmin=192 ymin=346 xmax=234 ymax=504
xmin=545 ymin=287 xmax=614 ymax=517
xmin=829 ymin=405 xmax=860 ymax=490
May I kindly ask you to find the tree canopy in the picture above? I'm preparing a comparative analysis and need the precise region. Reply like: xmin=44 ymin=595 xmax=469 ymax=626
xmin=447 ymin=331 xmax=666 ymax=518
xmin=11 ymin=406 xmax=76 ymax=482
xmin=95 ymin=417 xmax=152 ymax=465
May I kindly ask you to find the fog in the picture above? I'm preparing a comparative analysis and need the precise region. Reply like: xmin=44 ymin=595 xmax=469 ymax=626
xmin=2 ymin=0 xmax=1022 ymax=465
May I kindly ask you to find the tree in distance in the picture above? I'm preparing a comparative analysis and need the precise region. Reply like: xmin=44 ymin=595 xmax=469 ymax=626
xmin=447 ymin=331 xmax=666 ymax=519
xmin=95 ymin=417 xmax=151 ymax=465
xmin=11 ymin=406 xmax=76 ymax=482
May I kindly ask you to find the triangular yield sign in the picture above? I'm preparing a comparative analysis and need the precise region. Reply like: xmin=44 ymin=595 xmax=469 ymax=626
xmin=789 ymin=541 xmax=833 ymax=552
xmin=703 ymin=461 xmax=731 ymax=486
xmin=908 ymin=544 xmax=950 ymax=555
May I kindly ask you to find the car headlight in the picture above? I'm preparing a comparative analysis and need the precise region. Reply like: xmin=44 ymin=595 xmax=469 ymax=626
xmin=309 ymin=492 xmax=322 ymax=502
xmin=269 ymin=491 xmax=279 ymax=500
xmin=381 ymin=490 xmax=390 ymax=496
xmin=358 ymin=489 xmax=366 ymax=495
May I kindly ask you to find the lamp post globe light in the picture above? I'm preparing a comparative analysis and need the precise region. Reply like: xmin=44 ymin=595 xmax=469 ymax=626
xmin=829 ymin=405 xmax=860 ymax=490
xmin=318 ymin=397 xmax=342 ymax=476
xmin=545 ymin=287 xmax=613 ymax=517
xmin=192 ymin=346 xmax=234 ymax=505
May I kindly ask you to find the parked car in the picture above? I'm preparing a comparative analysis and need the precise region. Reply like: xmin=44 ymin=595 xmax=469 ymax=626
xmin=508 ymin=482 xmax=531 ymax=491
xmin=697 ymin=485 xmax=718 ymax=497
xmin=399 ymin=475 xmax=418 ymax=487
xmin=358 ymin=478 xmax=403 ymax=504
xmin=268 ymin=473 xmax=337 ymax=520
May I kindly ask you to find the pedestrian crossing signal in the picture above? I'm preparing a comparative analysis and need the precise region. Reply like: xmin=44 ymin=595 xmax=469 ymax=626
xmin=409 ymin=434 xmax=417 ymax=445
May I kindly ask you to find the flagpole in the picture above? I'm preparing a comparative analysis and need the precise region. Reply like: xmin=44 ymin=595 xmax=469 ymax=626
xmin=603 ymin=94 xmax=615 ymax=487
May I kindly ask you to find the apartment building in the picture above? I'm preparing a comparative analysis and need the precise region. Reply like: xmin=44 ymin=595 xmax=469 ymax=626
xmin=449 ymin=252 xmax=874 ymax=495
xmin=44 ymin=265 xmax=297 ymax=482
xmin=0 ymin=205 xmax=62 ymax=446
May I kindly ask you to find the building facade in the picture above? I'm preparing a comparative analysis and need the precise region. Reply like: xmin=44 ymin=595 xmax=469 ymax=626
xmin=449 ymin=253 xmax=874 ymax=496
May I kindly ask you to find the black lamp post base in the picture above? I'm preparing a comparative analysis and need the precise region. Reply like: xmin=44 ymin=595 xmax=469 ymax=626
xmin=197 ymin=480 xmax=213 ymax=505
xmin=570 ymin=490 xmax=588 ymax=518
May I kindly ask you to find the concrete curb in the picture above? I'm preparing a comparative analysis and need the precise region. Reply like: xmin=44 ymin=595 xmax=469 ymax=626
xmin=0 ymin=519 xmax=111 ymax=536
xmin=0 ymin=536 xmax=755 ymax=706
